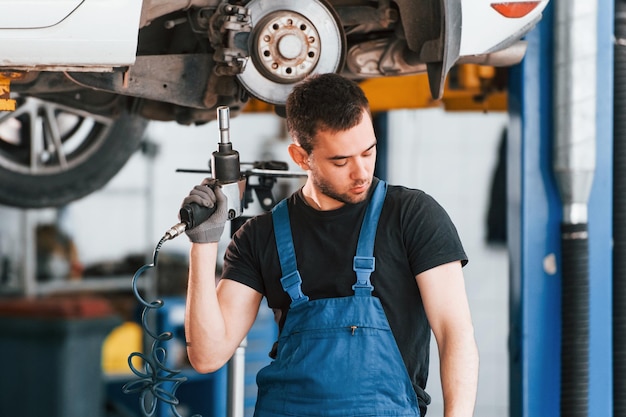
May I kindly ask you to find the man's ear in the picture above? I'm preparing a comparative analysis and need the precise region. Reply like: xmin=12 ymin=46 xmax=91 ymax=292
xmin=288 ymin=144 xmax=310 ymax=170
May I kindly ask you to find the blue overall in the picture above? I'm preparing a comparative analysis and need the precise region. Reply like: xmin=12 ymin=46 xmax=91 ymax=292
xmin=254 ymin=181 xmax=420 ymax=417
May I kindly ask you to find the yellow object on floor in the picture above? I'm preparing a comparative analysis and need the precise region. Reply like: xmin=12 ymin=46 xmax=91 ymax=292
xmin=102 ymin=321 xmax=143 ymax=374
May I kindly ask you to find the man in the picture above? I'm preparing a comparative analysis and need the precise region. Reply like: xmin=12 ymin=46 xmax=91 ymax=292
xmin=183 ymin=73 xmax=478 ymax=416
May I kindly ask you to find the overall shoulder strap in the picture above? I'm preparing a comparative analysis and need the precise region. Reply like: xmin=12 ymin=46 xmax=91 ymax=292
xmin=353 ymin=180 xmax=388 ymax=296
xmin=271 ymin=199 xmax=308 ymax=307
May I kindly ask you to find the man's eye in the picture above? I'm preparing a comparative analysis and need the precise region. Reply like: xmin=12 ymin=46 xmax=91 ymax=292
xmin=333 ymin=160 xmax=348 ymax=167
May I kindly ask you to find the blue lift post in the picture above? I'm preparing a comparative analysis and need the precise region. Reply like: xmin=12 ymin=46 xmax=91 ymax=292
xmin=507 ymin=1 xmax=613 ymax=416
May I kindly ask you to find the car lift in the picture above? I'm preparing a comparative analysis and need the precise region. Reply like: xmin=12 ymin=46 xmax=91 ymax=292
xmin=507 ymin=1 xmax=613 ymax=417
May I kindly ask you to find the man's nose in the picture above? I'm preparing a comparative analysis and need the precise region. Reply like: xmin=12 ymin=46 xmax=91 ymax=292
xmin=351 ymin=157 xmax=369 ymax=179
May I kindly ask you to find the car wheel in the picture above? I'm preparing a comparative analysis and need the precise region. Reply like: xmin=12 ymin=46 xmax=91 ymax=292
xmin=0 ymin=97 xmax=148 ymax=208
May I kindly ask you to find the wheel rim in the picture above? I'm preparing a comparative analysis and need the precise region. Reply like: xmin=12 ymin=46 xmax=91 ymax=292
xmin=237 ymin=0 xmax=345 ymax=105
xmin=0 ymin=97 xmax=113 ymax=176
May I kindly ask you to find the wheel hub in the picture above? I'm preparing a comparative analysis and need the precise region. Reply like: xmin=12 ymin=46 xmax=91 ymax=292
xmin=237 ymin=0 xmax=344 ymax=105
xmin=253 ymin=12 xmax=321 ymax=83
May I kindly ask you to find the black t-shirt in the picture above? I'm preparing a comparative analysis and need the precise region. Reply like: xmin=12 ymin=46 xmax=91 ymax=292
xmin=222 ymin=178 xmax=468 ymax=410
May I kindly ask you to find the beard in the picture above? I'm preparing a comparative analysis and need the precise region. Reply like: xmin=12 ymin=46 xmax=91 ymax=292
xmin=311 ymin=174 xmax=370 ymax=205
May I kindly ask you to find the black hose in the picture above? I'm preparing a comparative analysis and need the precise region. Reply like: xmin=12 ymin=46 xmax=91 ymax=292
xmin=122 ymin=237 xmax=202 ymax=417
xmin=614 ymin=1 xmax=626 ymax=415
xmin=560 ymin=223 xmax=589 ymax=417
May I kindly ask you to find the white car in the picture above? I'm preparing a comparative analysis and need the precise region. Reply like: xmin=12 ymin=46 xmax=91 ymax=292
xmin=0 ymin=0 xmax=548 ymax=208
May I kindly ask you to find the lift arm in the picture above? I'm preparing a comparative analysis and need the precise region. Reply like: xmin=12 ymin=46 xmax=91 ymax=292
xmin=0 ymin=73 xmax=17 ymax=111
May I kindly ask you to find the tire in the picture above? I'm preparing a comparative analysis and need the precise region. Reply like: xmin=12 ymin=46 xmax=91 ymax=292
xmin=0 ymin=97 xmax=148 ymax=208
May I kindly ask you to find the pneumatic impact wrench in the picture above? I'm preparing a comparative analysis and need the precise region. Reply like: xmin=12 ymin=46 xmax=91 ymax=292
xmin=164 ymin=105 xmax=246 ymax=240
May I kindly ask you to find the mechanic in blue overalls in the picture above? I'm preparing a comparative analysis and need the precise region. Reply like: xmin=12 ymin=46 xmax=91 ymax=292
xmin=182 ymin=73 xmax=479 ymax=417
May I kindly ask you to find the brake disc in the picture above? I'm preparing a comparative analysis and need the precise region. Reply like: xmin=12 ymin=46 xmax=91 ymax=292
xmin=237 ymin=0 xmax=345 ymax=106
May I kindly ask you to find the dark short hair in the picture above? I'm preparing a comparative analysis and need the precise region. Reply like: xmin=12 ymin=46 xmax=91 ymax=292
xmin=285 ymin=73 xmax=370 ymax=154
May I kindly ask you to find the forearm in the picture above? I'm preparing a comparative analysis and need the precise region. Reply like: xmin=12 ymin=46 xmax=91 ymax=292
xmin=185 ymin=242 xmax=230 ymax=372
xmin=417 ymin=262 xmax=478 ymax=417
xmin=439 ymin=330 xmax=479 ymax=417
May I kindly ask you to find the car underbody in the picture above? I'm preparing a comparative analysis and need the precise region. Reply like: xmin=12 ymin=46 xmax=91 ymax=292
xmin=0 ymin=0 xmax=544 ymax=208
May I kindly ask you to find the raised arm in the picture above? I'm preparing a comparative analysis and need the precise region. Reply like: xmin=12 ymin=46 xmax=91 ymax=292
xmin=185 ymin=242 xmax=263 ymax=373
xmin=179 ymin=180 xmax=263 ymax=373
xmin=417 ymin=261 xmax=479 ymax=417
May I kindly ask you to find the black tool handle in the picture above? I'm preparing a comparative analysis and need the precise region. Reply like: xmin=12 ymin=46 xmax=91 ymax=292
xmin=179 ymin=203 xmax=217 ymax=230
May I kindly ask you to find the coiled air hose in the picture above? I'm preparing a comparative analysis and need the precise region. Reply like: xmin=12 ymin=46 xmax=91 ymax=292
xmin=122 ymin=237 xmax=202 ymax=417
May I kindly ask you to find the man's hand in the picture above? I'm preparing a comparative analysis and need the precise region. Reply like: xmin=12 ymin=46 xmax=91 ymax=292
xmin=181 ymin=178 xmax=229 ymax=243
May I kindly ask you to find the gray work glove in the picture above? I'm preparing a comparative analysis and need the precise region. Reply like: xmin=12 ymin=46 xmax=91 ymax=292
xmin=180 ymin=178 xmax=228 ymax=243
